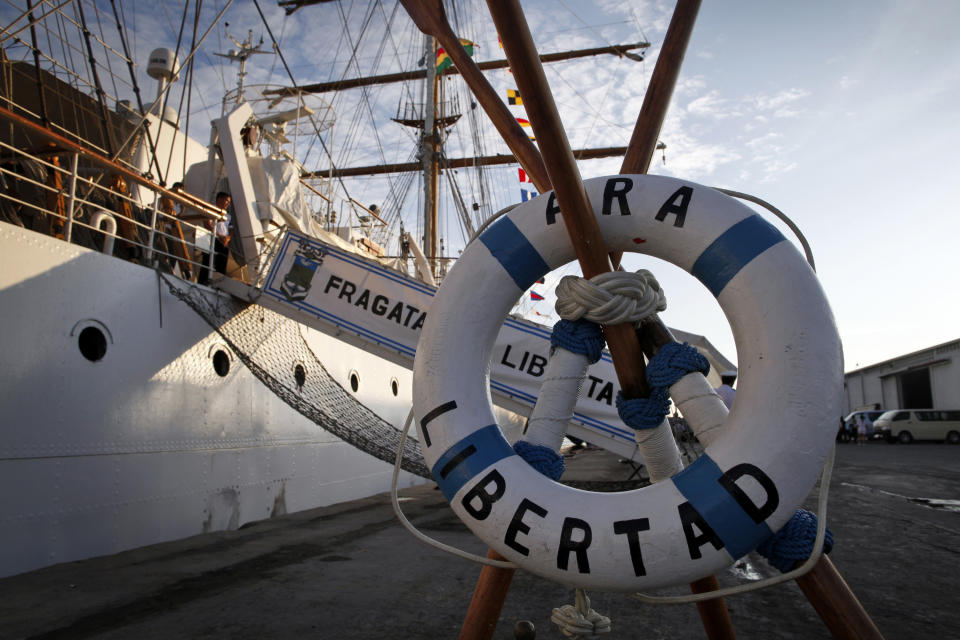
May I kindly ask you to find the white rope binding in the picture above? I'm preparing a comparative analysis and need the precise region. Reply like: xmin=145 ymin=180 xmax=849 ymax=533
xmin=555 ymin=269 xmax=665 ymax=326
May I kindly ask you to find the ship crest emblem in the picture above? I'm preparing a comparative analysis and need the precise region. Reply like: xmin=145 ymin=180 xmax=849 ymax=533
xmin=280 ymin=243 xmax=325 ymax=301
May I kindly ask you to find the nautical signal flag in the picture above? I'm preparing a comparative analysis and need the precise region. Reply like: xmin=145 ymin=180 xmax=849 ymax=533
xmin=516 ymin=117 xmax=535 ymax=141
xmin=521 ymin=189 xmax=538 ymax=202
xmin=507 ymin=89 xmax=522 ymax=105
xmin=518 ymin=168 xmax=532 ymax=183
xmin=530 ymin=291 xmax=545 ymax=301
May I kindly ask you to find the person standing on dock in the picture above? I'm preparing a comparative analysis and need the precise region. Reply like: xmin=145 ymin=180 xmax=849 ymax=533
xmin=715 ymin=370 xmax=737 ymax=410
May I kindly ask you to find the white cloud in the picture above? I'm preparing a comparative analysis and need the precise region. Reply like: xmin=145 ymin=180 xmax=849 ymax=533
xmin=751 ymin=88 xmax=810 ymax=112
xmin=839 ymin=75 xmax=859 ymax=90
xmin=686 ymin=90 xmax=738 ymax=118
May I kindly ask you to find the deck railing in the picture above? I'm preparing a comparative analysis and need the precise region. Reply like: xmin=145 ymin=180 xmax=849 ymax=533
xmin=0 ymin=139 xmax=232 ymax=283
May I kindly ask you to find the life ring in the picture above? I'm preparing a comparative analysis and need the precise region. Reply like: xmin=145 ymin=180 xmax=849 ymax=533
xmin=412 ymin=174 xmax=842 ymax=591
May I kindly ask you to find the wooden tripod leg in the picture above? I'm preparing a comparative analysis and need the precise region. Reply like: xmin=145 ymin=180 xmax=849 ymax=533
xmin=458 ymin=550 xmax=515 ymax=640
xmin=690 ymin=575 xmax=736 ymax=640
xmin=796 ymin=555 xmax=885 ymax=640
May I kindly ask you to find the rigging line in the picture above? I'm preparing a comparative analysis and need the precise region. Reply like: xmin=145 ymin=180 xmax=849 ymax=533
xmin=0 ymin=0 xmax=73 ymax=46
xmin=556 ymin=0 xmax=615 ymax=48
xmin=118 ymin=0 xmax=133 ymax=65
xmin=330 ymin=0 xmax=402 ymax=208
xmin=24 ymin=0 xmax=49 ymax=126
xmin=183 ymin=0 xmax=202 ymax=174
xmin=548 ymin=56 xmax=631 ymax=143
xmin=74 ymin=0 xmax=118 ymax=157
xmin=107 ymin=0 xmax=166 ymax=184
xmin=249 ymin=0 xmax=362 ymax=214
xmin=51 ymin=1 xmax=87 ymax=143
xmin=331 ymin=0 xmax=390 ymax=168
xmin=45 ymin=0 xmax=132 ymax=63
xmin=157 ymin=0 xmax=193 ymax=181
xmin=264 ymin=11 xmax=286 ymax=85
xmin=92 ymin=1 xmax=122 ymax=104
xmin=374 ymin=0 xmax=416 ymax=109
xmin=108 ymin=0 xmax=233 ymax=166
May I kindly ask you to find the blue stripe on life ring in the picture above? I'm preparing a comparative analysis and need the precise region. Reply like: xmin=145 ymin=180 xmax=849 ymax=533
xmin=480 ymin=217 xmax=549 ymax=291
xmin=671 ymin=454 xmax=773 ymax=560
xmin=691 ymin=215 xmax=786 ymax=297
xmin=431 ymin=424 xmax=516 ymax=501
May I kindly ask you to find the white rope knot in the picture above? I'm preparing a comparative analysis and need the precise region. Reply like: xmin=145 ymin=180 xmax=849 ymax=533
xmin=551 ymin=588 xmax=612 ymax=638
xmin=555 ymin=269 xmax=666 ymax=326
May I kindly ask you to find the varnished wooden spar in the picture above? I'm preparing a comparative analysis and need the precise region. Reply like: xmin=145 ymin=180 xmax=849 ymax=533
xmin=303 ymin=146 xmax=628 ymax=180
xmin=261 ymin=42 xmax=650 ymax=98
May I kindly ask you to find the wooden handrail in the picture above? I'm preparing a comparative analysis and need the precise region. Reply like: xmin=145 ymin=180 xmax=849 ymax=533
xmin=0 ymin=104 xmax=224 ymax=221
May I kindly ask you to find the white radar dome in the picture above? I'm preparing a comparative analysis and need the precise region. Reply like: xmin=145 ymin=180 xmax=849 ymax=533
xmin=147 ymin=48 xmax=178 ymax=82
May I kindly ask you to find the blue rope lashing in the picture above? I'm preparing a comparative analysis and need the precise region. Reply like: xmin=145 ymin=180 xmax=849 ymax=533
xmin=645 ymin=341 xmax=710 ymax=388
xmin=514 ymin=440 xmax=565 ymax=481
xmin=551 ymin=319 xmax=605 ymax=364
xmin=616 ymin=389 xmax=671 ymax=430
xmin=756 ymin=509 xmax=834 ymax=573
xmin=617 ymin=342 xmax=710 ymax=431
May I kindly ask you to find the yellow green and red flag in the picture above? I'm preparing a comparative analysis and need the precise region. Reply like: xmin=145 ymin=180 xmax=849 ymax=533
xmin=436 ymin=38 xmax=476 ymax=74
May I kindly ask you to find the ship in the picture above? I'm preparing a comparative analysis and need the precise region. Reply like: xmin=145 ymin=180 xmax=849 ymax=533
xmin=0 ymin=0 xmax=736 ymax=578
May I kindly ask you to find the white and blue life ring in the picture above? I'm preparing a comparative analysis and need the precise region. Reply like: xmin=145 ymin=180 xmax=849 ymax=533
xmin=412 ymin=174 xmax=843 ymax=591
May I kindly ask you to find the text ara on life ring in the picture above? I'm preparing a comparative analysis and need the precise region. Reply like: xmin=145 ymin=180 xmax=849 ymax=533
xmin=413 ymin=174 xmax=843 ymax=591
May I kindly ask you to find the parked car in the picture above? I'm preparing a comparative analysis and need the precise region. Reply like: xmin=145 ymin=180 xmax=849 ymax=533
xmin=840 ymin=410 xmax=886 ymax=442
xmin=874 ymin=409 xmax=960 ymax=444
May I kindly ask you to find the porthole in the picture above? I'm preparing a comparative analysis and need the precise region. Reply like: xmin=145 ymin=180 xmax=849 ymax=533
xmin=294 ymin=363 xmax=307 ymax=390
xmin=390 ymin=378 xmax=399 ymax=397
xmin=212 ymin=349 xmax=231 ymax=377
xmin=349 ymin=370 xmax=360 ymax=393
xmin=70 ymin=319 xmax=113 ymax=362
xmin=78 ymin=326 xmax=108 ymax=362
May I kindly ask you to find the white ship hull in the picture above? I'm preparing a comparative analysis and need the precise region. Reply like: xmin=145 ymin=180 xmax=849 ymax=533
xmin=0 ymin=221 xmax=423 ymax=577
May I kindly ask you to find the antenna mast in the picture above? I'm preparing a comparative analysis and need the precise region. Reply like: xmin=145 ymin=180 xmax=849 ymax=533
xmin=214 ymin=26 xmax=269 ymax=106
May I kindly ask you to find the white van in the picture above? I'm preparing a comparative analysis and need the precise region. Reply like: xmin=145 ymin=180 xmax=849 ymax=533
xmin=874 ymin=410 xmax=960 ymax=444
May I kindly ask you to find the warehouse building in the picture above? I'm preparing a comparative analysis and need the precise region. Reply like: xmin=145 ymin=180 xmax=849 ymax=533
xmin=843 ymin=338 xmax=960 ymax=415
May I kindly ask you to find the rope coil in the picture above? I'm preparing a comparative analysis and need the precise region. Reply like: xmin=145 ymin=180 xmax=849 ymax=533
xmin=555 ymin=269 xmax=666 ymax=326
xmin=551 ymin=588 xmax=611 ymax=638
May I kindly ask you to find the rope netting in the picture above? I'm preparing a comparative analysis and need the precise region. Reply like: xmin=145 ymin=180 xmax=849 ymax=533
xmin=162 ymin=275 xmax=432 ymax=479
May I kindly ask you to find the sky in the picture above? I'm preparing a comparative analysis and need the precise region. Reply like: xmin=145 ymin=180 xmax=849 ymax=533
xmin=5 ymin=0 xmax=956 ymax=373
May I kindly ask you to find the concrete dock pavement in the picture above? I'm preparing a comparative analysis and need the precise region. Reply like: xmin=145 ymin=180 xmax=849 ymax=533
xmin=0 ymin=443 xmax=956 ymax=639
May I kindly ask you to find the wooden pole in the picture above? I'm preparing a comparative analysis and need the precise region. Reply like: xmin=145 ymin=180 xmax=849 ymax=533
xmin=614 ymin=0 xmax=701 ymax=268
xmin=458 ymin=551 xmax=516 ymax=640
xmin=488 ymin=0 xmax=648 ymax=397
xmin=615 ymin=2 xmax=736 ymax=636
xmin=796 ymin=556 xmax=885 ymax=640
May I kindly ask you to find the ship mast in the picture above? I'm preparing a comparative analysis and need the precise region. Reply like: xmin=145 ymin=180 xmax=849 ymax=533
xmin=422 ymin=35 xmax=439 ymax=279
